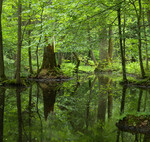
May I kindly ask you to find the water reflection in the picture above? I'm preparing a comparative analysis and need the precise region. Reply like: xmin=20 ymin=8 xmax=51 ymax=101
xmin=0 ymin=88 xmax=5 ymax=142
xmin=16 ymin=88 xmax=22 ymax=142
xmin=116 ymin=87 xmax=150 ymax=142
xmin=1 ymin=74 xmax=150 ymax=141
xmin=39 ymin=82 xmax=58 ymax=120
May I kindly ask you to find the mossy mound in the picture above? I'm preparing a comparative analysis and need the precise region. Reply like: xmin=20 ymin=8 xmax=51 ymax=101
xmin=37 ymin=67 xmax=69 ymax=80
xmin=120 ymin=77 xmax=150 ymax=88
xmin=0 ymin=78 xmax=28 ymax=87
xmin=116 ymin=115 xmax=150 ymax=134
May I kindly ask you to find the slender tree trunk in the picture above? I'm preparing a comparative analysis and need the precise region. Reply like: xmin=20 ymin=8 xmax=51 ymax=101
xmin=147 ymin=0 xmax=150 ymax=29
xmin=16 ymin=0 xmax=22 ymax=84
xmin=0 ymin=0 xmax=6 ymax=80
xmin=28 ymin=1 xmax=33 ymax=75
xmin=73 ymin=52 xmax=80 ymax=73
xmin=89 ymin=50 xmax=97 ymax=65
xmin=137 ymin=0 xmax=145 ymax=78
xmin=58 ymin=52 xmax=63 ymax=66
xmin=123 ymin=7 xmax=126 ymax=57
xmin=36 ymin=2 xmax=44 ymax=74
xmin=108 ymin=26 xmax=113 ymax=63
xmin=143 ymin=9 xmax=149 ymax=70
xmin=117 ymin=7 xmax=127 ymax=82
xmin=88 ymin=26 xmax=97 ymax=65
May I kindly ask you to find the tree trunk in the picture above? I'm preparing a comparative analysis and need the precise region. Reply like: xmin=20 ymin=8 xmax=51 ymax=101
xmin=38 ymin=37 xmax=58 ymax=78
xmin=98 ymin=28 xmax=108 ymax=69
xmin=28 ymin=1 xmax=33 ymax=75
xmin=73 ymin=52 xmax=80 ymax=73
xmin=0 ymin=0 xmax=6 ymax=80
xmin=58 ymin=52 xmax=63 ymax=66
xmin=36 ymin=3 xmax=44 ymax=74
xmin=137 ymin=0 xmax=145 ymax=78
xmin=108 ymin=26 xmax=113 ymax=63
xmin=117 ymin=7 xmax=127 ymax=82
xmin=143 ymin=9 xmax=149 ymax=70
xmin=16 ymin=0 xmax=22 ymax=84
xmin=41 ymin=42 xmax=56 ymax=70
xmin=147 ymin=0 xmax=150 ymax=29
xmin=88 ymin=26 xmax=97 ymax=65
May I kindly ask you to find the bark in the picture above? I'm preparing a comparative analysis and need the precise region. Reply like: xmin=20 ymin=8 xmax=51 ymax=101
xmin=88 ymin=26 xmax=97 ymax=65
xmin=108 ymin=26 xmax=113 ymax=63
xmin=28 ymin=1 xmax=33 ymax=74
xmin=117 ymin=7 xmax=127 ymax=82
xmin=98 ymin=28 xmax=108 ymax=68
xmin=143 ymin=9 xmax=148 ymax=70
xmin=41 ymin=42 xmax=56 ymax=70
xmin=147 ymin=0 xmax=150 ymax=29
xmin=73 ymin=52 xmax=80 ymax=73
xmin=36 ymin=4 xmax=44 ymax=74
xmin=137 ymin=0 xmax=145 ymax=78
xmin=89 ymin=50 xmax=97 ymax=65
xmin=58 ymin=52 xmax=63 ymax=66
xmin=0 ymin=0 xmax=5 ymax=80
xmin=16 ymin=0 xmax=22 ymax=84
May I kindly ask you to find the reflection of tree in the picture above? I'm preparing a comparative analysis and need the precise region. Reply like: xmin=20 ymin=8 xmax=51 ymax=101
xmin=16 ymin=88 xmax=22 ymax=142
xmin=143 ymin=134 xmax=150 ymax=142
xmin=116 ymin=85 xmax=127 ymax=142
xmin=137 ymin=89 xmax=143 ymax=112
xmin=0 ymin=88 xmax=5 ymax=142
xmin=86 ymin=77 xmax=97 ymax=128
xmin=39 ymin=82 xmax=60 ymax=120
xmin=36 ymin=84 xmax=43 ymax=141
xmin=97 ymin=76 xmax=109 ymax=123
xmin=28 ymin=85 xmax=32 ymax=142
xmin=120 ymin=85 xmax=127 ymax=114
xmin=108 ymin=79 xmax=113 ymax=119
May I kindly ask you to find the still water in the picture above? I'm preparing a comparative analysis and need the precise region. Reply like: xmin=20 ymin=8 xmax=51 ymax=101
xmin=0 ymin=74 xmax=150 ymax=142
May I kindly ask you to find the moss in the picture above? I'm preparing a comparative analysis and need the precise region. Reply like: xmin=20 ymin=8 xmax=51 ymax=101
xmin=37 ymin=67 xmax=69 ymax=79
xmin=0 ymin=78 xmax=28 ymax=87
xmin=116 ymin=114 xmax=150 ymax=134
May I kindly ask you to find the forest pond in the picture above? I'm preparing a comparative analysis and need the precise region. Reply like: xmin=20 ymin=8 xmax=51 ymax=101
xmin=1 ymin=73 xmax=150 ymax=142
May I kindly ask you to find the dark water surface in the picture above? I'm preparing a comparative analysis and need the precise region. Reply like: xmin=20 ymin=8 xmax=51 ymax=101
xmin=0 ymin=74 xmax=150 ymax=142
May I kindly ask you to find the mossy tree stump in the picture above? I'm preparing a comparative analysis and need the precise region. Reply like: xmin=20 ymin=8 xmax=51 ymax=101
xmin=38 ymin=40 xmax=64 ymax=79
